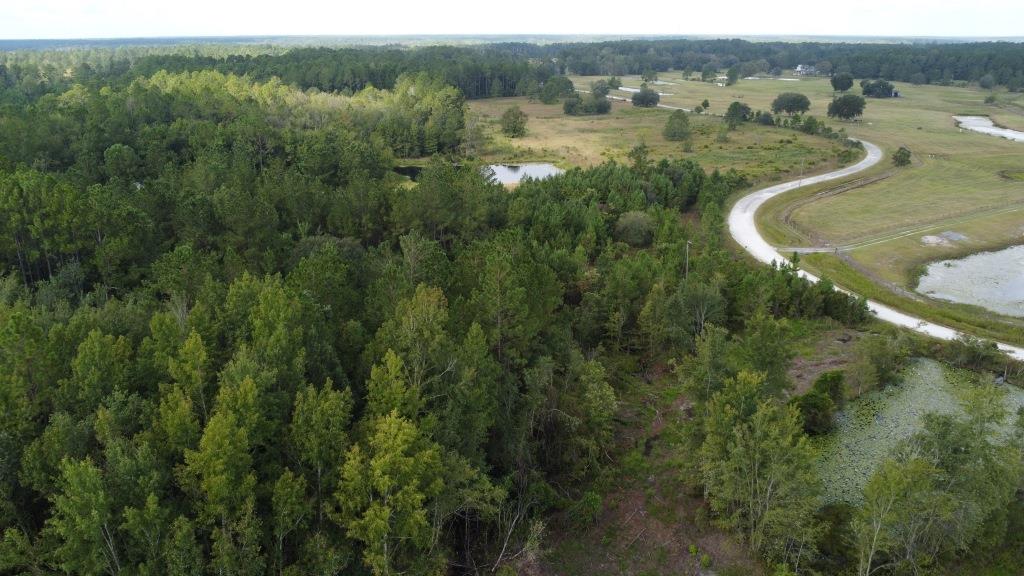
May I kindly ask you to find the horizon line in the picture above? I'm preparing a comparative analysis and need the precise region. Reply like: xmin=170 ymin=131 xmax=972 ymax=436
xmin=2 ymin=33 xmax=1024 ymax=43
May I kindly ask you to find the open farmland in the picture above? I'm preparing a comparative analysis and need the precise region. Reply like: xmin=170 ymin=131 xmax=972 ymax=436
xmin=589 ymin=73 xmax=1024 ymax=342
xmin=468 ymin=96 xmax=849 ymax=184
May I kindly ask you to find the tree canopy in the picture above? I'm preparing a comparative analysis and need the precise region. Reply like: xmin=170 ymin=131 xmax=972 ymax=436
xmin=861 ymin=79 xmax=896 ymax=98
xmin=828 ymin=94 xmax=867 ymax=120
xmin=663 ymin=109 xmax=692 ymax=141
xmin=500 ymin=106 xmax=528 ymax=137
xmin=771 ymin=92 xmax=812 ymax=115
xmin=632 ymin=84 xmax=661 ymax=107
xmin=831 ymin=72 xmax=854 ymax=92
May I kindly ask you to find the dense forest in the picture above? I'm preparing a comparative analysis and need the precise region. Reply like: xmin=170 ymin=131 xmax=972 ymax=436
xmin=4 ymin=37 xmax=1024 ymax=110
xmin=550 ymin=38 xmax=1024 ymax=89
xmin=0 ymin=38 xmax=1023 ymax=576
xmin=114 ymin=40 xmax=1024 ymax=92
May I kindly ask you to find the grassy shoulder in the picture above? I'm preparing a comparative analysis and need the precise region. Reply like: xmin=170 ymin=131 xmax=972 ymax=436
xmin=800 ymin=252 xmax=1024 ymax=345
xmin=588 ymin=74 xmax=1024 ymax=282
xmin=749 ymin=176 xmax=1024 ymax=347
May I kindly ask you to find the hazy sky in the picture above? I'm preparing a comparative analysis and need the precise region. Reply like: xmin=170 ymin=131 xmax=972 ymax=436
xmin=2 ymin=0 xmax=1023 ymax=39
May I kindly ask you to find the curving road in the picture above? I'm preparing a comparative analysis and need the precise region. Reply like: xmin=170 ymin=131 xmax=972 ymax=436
xmin=727 ymin=140 xmax=1024 ymax=361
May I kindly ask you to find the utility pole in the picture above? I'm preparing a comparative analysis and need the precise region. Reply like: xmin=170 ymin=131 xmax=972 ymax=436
xmin=685 ymin=240 xmax=692 ymax=279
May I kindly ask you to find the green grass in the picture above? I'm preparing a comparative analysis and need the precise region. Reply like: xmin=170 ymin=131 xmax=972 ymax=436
xmin=585 ymin=75 xmax=1024 ymax=265
xmin=468 ymin=96 xmax=846 ymax=185
xmin=801 ymin=252 xmax=1024 ymax=345
xmin=605 ymin=72 xmax=1024 ymax=344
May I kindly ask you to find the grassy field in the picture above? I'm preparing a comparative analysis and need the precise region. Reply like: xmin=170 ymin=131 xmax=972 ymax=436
xmin=467 ymin=96 xmax=851 ymax=185
xmin=472 ymin=78 xmax=1024 ymax=342
xmin=571 ymin=73 xmax=1024 ymax=343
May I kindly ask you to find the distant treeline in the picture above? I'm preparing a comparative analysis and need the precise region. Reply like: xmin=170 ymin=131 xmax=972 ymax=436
xmin=2 ymin=38 xmax=1024 ymax=108
xmin=123 ymin=47 xmax=559 ymax=99
xmin=124 ymin=39 xmax=1024 ymax=93
xmin=550 ymin=39 xmax=1024 ymax=89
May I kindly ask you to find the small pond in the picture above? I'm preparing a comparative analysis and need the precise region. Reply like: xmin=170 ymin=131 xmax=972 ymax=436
xmin=394 ymin=165 xmax=423 ymax=180
xmin=486 ymin=163 xmax=564 ymax=185
xmin=394 ymin=163 xmax=564 ymax=185
xmin=916 ymin=244 xmax=1024 ymax=317
xmin=815 ymin=358 xmax=1024 ymax=504
xmin=954 ymin=115 xmax=1024 ymax=142
xmin=616 ymin=86 xmax=674 ymax=96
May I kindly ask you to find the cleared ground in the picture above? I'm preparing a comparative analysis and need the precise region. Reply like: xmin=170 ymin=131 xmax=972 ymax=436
xmin=467 ymin=96 xmax=847 ymax=184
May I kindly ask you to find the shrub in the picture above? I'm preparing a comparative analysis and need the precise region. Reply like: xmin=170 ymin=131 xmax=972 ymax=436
xmin=892 ymin=146 xmax=911 ymax=167
xmin=565 ymin=94 xmax=611 ymax=116
xmin=793 ymin=389 xmax=836 ymax=435
xmin=663 ymin=110 xmax=692 ymax=141
xmin=827 ymin=94 xmax=866 ymax=120
xmin=724 ymin=101 xmax=752 ymax=128
xmin=632 ymin=84 xmax=660 ymax=107
xmin=812 ymin=503 xmax=856 ymax=573
xmin=861 ymin=79 xmax=895 ymax=98
xmin=798 ymin=115 xmax=821 ymax=135
xmin=771 ymin=92 xmax=811 ymax=115
xmin=831 ymin=72 xmax=854 ymax=92
xmin=500 ymin=106 xmax=528 ymax=138
xmin=943 ymin=335 xmax=1003 ymax=370
xmin=540 ymin=75 xmax=575 ymax=104
xmin=812 ymin=370 xmax=847 ymax=409
xmin=615 ymin=211 xmax=656 ymax=247
xmin=857 ymin=334 xmax=909 ymax=387
xmin=568 ymin=490 xmax=603 ymax=527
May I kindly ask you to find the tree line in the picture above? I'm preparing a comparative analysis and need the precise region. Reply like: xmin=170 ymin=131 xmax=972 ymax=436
xmin=6 ymin=37 xmax=1024 ymax=113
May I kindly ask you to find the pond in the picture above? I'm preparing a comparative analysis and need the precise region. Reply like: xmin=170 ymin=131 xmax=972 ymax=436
xmin=486 ymin=163 xmax=564 ymax=185
xmin=815 ymin=358 xmax=1024 ymax=504
xmin=954 ymin=115 xmax=1024 ymax=143
xmin=394 ymin=165 xmax=423 ymax=180
xmin=916 ymin=244 xmax=1024 ymax=317
xmin=616 ymin=86 xmax=674 ymax=96
xmin=395 ymin=163 xmax=563 ymax=185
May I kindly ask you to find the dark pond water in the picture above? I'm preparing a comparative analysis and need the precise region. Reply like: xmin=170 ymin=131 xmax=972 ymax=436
xmin=394 ymin=165 xmax=424 ymax=180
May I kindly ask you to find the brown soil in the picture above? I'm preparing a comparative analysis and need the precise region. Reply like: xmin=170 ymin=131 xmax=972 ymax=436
xmin=532 ymin=369 xmax=762 ymax=576
xmin=789 ymin=328 xmax=865 ymax=395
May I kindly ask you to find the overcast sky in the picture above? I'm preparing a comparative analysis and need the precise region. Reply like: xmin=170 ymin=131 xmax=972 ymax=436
xmin=2 ymin=0 xmax=1023 ymax=40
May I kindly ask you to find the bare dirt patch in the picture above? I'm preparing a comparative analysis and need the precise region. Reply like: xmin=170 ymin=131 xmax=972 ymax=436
xmin=789 ymin=328 xmax=865 ymax=395
xmin=536 ymin=370 xmax=761 ymax=576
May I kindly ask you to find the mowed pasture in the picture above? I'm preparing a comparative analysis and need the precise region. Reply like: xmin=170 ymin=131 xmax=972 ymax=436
xmin=583 ymin=75 xmax=1024 ymax=265
xmin=467 ymin=96 xmax=847 ymax=184
xmin=583 ymin=73 xmax=1024 ymax=341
